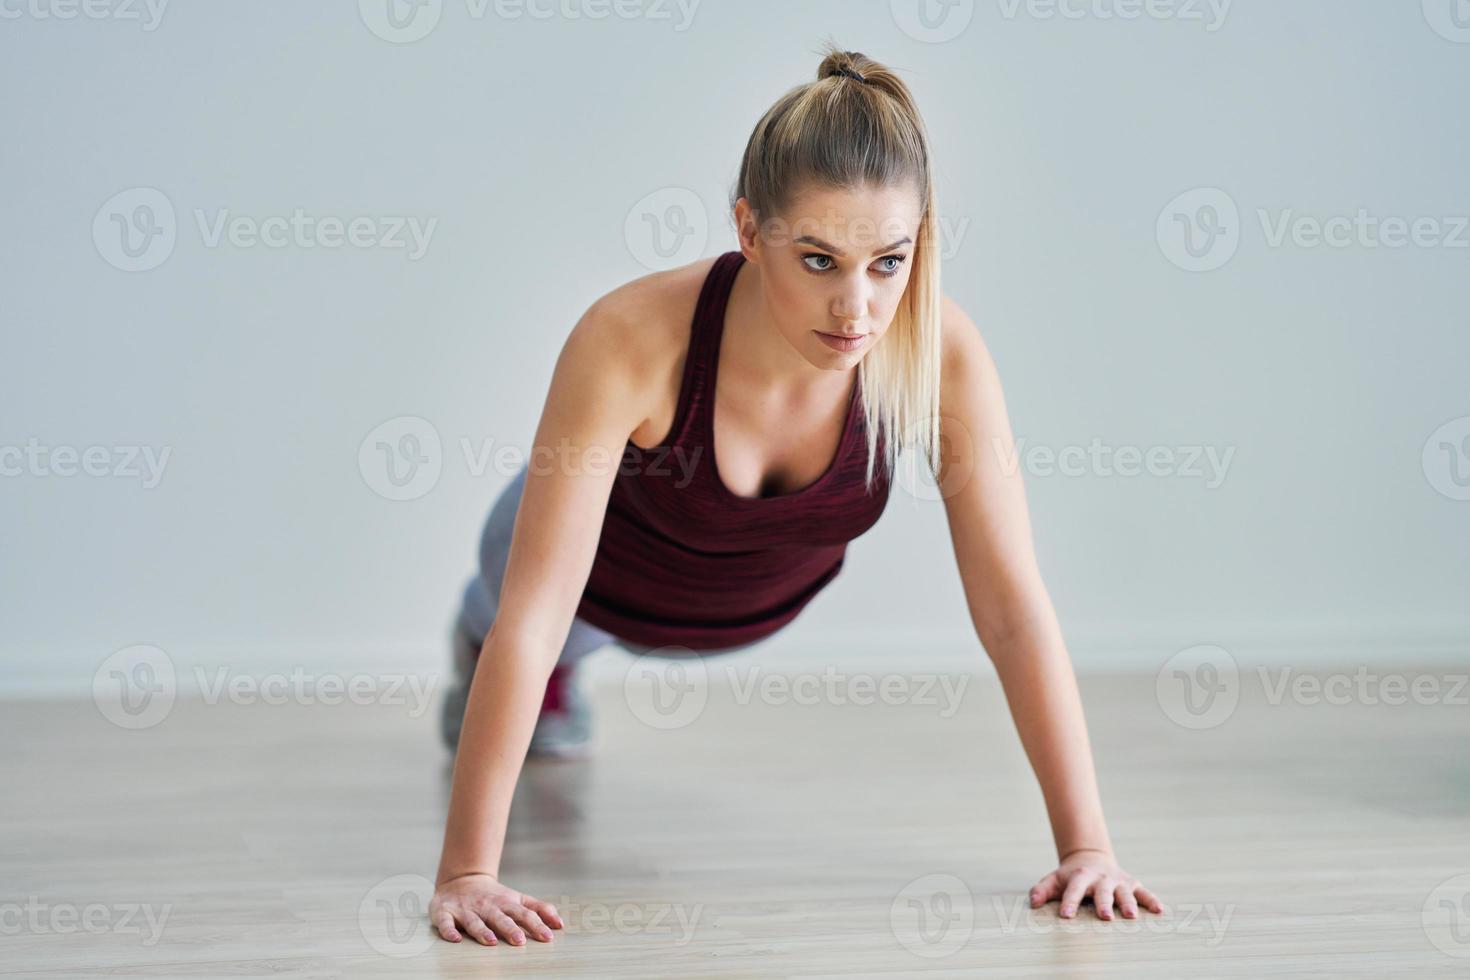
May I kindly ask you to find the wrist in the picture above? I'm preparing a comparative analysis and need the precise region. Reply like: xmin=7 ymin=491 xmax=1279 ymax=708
xmin=435 ymin=868 xmax=499 ymax=887
xmin=1058 ymin=845 xmax=1114 ymax=862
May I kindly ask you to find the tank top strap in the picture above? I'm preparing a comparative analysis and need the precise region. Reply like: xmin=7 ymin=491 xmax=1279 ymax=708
xmin=671 ymin=250 xmax=743 ymax=449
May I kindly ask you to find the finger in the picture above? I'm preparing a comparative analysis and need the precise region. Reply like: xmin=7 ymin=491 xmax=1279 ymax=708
xmin=484 ymin=908 xmax=528 ymax=945
xmin=504 ymin=903 xmax=555 ymax=942
xmin=1134 ymin=884 xmax=1165 ymax=914
xmin=460 ymin=911 xmax=499 ymax=946
xmin=524 ymin=897 xmax=565 ymax=929
xmin=1030 ymin=872 xmax=1061 ymax=908
xmin=431 ymin=907 xmax=462 ymax=942
xmin=1059 ymin=872 xmax=1096 ymax=919
xmin=1115 ymin=883 xmax=1139 ymax=919
xmin=1093 ymin=879 xmax=1116 ymax=921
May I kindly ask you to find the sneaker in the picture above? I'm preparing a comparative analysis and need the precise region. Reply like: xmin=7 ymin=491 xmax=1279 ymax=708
xmin=441 ymin=625 xmax=592 ymax=758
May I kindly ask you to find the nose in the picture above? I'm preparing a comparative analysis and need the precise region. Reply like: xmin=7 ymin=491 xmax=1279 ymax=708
xmin=831 ymin=275 xmax=871 ymax=324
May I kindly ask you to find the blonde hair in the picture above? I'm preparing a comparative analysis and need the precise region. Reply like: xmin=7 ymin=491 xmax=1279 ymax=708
xmin=729 ymin=40 xmax=943 ymax=495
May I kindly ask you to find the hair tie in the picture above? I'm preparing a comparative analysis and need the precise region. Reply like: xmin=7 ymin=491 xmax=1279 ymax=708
xmin=834 ymin=66 xmax=867 ymax=84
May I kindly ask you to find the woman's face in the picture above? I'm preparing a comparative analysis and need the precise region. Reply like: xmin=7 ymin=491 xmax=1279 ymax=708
xmin=737 ymin=179 xmax=923 ymax=371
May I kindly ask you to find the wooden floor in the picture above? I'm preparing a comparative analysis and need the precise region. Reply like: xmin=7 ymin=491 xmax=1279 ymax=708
xmin=4 ymin=655 xmax=1469 ymax=977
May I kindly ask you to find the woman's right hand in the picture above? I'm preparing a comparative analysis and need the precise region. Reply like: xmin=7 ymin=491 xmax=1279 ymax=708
xmin=429 ymin=872 xmax=564 ymax=946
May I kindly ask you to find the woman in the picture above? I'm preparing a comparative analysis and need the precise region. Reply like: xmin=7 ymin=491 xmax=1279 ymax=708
xmin=430 ymin=44 xmax=1166 ymax=948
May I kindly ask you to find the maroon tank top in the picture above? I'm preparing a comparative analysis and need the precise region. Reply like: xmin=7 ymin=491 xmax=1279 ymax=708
xmin=574 ymin=249 xmax=891 ymax=650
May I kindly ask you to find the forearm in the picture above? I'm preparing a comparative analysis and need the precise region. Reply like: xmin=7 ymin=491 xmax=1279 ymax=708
xmin=435 ymin=626 xmax=557 ymax=883
xmin=980 ymin=604 xmax=1112 ymax=861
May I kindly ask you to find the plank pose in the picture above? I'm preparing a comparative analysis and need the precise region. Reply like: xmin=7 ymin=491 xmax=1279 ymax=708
xmin=431 ymin=43 xmax=1166 ymax=948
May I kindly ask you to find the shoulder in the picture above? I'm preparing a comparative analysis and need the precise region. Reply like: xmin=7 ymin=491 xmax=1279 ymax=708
xmin=550 ymin=256 xmax=718 ymax=437
xmin=938 ymin=291 xmax=995 ymax=387
xmin=563 ymin=255 xmax=718 ymax=371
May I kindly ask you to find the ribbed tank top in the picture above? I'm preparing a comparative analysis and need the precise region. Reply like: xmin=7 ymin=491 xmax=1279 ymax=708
xmin=573 ymin=249 xmax=892 ymax=650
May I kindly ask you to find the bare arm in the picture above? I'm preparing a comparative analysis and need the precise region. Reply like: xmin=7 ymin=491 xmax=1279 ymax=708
xmin=936 ymin=296 xmax=1163 ymax=921
xmin=430 ymin=294 xmax=651 ymax=944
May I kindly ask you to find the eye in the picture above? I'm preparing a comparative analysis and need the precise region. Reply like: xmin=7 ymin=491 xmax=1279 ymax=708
xmin=800 ymin=253 xmax=910 ymax=277
xmin=873 ymin=254 xmax=908 ymax=278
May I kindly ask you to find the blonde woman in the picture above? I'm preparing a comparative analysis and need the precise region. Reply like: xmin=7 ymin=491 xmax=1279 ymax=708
xmin=430 ymin=44 xmax=1165 ymax=948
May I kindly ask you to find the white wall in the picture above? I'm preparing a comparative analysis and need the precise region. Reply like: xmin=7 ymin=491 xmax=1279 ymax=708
xmin=3 ymin=0 xmax=1467 ymax=693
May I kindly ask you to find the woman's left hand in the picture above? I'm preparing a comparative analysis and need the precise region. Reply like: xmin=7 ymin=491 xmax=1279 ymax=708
xmin=1028 ymin=849 xmax=1165 ymax=921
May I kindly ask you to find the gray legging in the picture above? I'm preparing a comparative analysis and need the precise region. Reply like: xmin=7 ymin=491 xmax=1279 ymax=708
xmin=456 ymin=462 xmax=761 ymax=666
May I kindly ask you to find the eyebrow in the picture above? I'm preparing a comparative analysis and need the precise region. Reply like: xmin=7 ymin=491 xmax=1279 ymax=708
xmin=794 ymin=234 xmax=913 ymax=257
